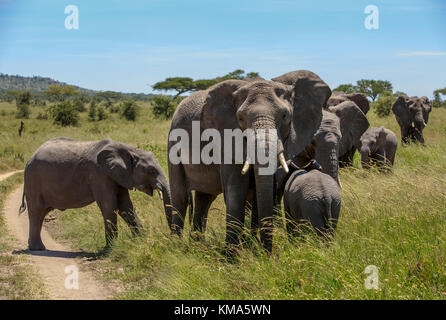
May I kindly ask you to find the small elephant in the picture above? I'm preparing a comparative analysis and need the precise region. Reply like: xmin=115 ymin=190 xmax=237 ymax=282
xmin=276 ymin=164 xmax=341 ymax=238
xmin=392 ymin=96 xmax=431 ymax=143
xmin=359 ymin=127 xmax=398 ymax=168
xmin=20 ymin=137 xmax=172 ymax=250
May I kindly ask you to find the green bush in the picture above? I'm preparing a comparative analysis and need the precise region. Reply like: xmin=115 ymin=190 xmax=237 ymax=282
xmin=48 ymin=101 xmax=79 ymax=126
xmin=72 ymin=97 xmax=86 ymax=112
xmin=120 ymin=100 xmax=139 ymax=121
xmin=373 ymin=93 xmax=395 ymax=118
xmin=15 ymin=91 xmax=31 ymax=119
xmin=151 ymin=95 xmax=179 ymax=119
xmin=88 ymin=102 xmax=97 ymax=121
xmin=97 ymin=106 xmax=108 ymax=121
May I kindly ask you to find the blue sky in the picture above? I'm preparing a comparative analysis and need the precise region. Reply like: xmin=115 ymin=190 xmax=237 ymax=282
xmin=0 ymin=0 xmax=445 ymax=97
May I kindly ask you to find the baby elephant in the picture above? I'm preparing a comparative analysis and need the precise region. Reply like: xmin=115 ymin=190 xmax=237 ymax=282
xmin=359 ymin=127 xmax=398 ymax=169
xmin=277 ymin=164 xmax=341 ymax=238
xmin=20 ymin=137 xmax=172 ymax=251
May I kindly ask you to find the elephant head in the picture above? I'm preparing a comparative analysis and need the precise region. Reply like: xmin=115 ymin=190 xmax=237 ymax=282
xmin=200 ymin=70 xmax=331 ymax=250
xmin=328 ymin=101 xmax=370 ymax=166
xmin=359 ymin=126 xmax=387 ymax=168
xmin=97 ymin=142 xmax=172 ymax=226
xmin=392 ymin=96 xmax=431 ymax=143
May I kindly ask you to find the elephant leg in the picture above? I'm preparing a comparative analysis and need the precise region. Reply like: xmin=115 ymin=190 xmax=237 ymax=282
xmin=192 ymin=191 xmax=216 ymax=233
xmin=221 ymin=165 xmax=249 ymax=250
xmin=117 ymin=188 xmax=143 ymax=236
xmin=169 ymin=164 xmax=188 ymax=236
xmin=94 ymin=188 xmax=119 ymax=248
xmin=250 ymin=198 xmax=259 ymax=238
xmin=27 ymin=206 xmax=47 ymax=251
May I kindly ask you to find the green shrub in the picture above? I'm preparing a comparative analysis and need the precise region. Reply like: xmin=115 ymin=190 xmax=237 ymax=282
xmin=48 ymin=101 xmax=79 ymax=126
xmin=15 ymin=91 xmax=31 ymax=119
xmin=97 ymin=106 xmax=108 ymax=121
xmin=373 ymin=93 xmax=395 ymax=118
xmin=120 ymin=100 xmax=139 ymax=121
xmin=88 ymin=102 xmax=97 ymax=121
xmin=151 ymin=95 xmax=177 ymax=119
xmin=72 ymin=97 xmax=86 ymax=112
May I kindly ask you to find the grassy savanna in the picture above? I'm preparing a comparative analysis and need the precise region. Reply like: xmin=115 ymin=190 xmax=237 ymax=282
xmin=0 ymin=173 xmax=48 ymax=299
xmin=0 ymin=100 xmax=445 ymax=299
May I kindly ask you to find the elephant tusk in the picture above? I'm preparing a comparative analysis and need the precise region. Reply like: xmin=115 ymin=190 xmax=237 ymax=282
xmin=336 ymin=176 xmax=343 ymax=189
xmin=241 ymin=160 xmax=250 ymax=175
xmin=157 ymin=190 xmax=163 ymax=200
xmin=279 ymin=153 xmax=289 ymax=173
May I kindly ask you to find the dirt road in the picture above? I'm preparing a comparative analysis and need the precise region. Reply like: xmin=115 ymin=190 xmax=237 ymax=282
xmin=1 ymin=172 xmax=110 ymax=300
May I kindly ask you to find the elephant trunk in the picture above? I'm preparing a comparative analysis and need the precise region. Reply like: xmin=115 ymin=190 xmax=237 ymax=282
xmin=156 ymin=177 xmax=173 ymax=228
xmin=360 ymin=146 xmax=371 ymax=169
xmin=316 ymin=142 xmax=340 ymax=187
xmin=252 ymin=124 xmax=277 ymax=252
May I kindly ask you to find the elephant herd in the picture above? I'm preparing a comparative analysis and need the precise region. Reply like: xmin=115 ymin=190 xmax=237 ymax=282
xmin=20 ymin=70 xmax=432 ymax=254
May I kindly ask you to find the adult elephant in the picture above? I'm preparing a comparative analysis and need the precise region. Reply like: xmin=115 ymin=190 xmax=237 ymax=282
xmin=168 ymin=70 xmax=331 ymax=252
xmin=292 ymin=110 xmax=342 ymax=186
xmin=327 ymin=92 xmax=370 ymax=115
xmin=392 ymin=96 xmax=432 ymax=143
xmin=21 ymin=137 xmax=172 ymax=250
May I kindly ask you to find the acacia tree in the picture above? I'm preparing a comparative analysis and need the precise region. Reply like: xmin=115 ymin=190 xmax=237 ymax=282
xmin=333 ymin=80 xmax=393 ymax=101
xmin=44 ymin=84 xmax=78 ymax=102
xmin=356 ymin=80 xmax=393 ymax=101
xmin=152 ymin=69 xmax=260 ymax=98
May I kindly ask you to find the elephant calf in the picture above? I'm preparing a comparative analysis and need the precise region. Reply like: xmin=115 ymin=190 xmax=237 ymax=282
xmin=20 ymin=137 xmax=172 ymax=250
xmin=277 ymin=165 xmax=341 ymax=238
xmin=359 ymin=127 xmax=398 ymax=168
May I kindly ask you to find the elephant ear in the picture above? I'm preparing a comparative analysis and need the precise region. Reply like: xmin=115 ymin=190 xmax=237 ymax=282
xmin=392 ymin=96 xmax=410 ymax=125
xmin=272 ymin=70 xmax=331 ymax=159
xmin=97 ymin=143 xmax=135 ymax=189
xmin=377 ymin=126 xmax=387 ymax=148
xmin=200 ymin=80 xmax=248 ymax=132
xmin=345 ymin=93 xmax=370 ymax=115
xmin=329 ymin=101 xmax=370 ymax=155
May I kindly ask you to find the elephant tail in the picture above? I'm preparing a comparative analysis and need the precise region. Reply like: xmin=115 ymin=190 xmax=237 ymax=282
xmin=324 ymin=199 xmax=333 ymax=232
xmin=188 ymin=191 xmax=194 ymax=226
xmin=19 ymin=185 xmax=26 ymax=215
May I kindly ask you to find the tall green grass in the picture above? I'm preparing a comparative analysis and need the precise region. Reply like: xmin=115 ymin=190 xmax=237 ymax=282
xmin=0 ymin=101 xmax=445 ymax=299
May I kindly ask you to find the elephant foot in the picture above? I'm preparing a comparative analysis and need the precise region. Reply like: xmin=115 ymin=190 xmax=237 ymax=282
xmin=28 ymin=240 xmax=46 ymax=251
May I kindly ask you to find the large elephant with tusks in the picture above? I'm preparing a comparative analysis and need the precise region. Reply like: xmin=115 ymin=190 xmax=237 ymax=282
xmin=167 ymin=70 xmax=331 ymax=252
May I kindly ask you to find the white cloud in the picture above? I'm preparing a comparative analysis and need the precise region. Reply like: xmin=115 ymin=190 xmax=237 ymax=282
xmin=397 ymin=51 xmax=446 ymax=57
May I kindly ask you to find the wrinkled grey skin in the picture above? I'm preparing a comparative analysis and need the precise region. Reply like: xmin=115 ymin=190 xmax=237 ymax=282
xmin=328 ymin=101 xmax=370 ymax=167
xmin=21 ymin=137 xmax=172 ymax=251
xmin=327 ymin=92 xmax=370 ymax=115
xmin=168 ymin=70 xmax=331 ymax=252
xmin=392 ymin=96 xmax=432 ymax=144
xmin=359 ymin=127 xmax=398 ymax=168
xmin=276 ymin=167 xmax=341 ymax=238
xmin=293 ymin=110 xmax=342 ymax=186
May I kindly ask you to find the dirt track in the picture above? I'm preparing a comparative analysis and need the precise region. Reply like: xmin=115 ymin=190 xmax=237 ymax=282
xmin=1 ymin=172 xmax=110 ymax=300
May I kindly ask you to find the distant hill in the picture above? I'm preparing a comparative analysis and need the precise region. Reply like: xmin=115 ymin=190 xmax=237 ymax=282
xmin=0 ymin=73 xmax=154 ymax=101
